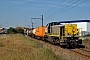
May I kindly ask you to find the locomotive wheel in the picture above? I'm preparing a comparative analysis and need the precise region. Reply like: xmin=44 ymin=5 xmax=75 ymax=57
xmin=44 ymin=38 xmax=48 ymax=42
xmin=52 ymin=39 xmax=55 ymax=45
xmin=41 ymin=37 xmax=44 ymax=41
xmin=66 ymin=43 xmax=70 ymax=48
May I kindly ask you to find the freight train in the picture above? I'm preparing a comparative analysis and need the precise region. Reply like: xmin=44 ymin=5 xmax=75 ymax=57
xmin=28 ymin=22 xmax=82 ymax=48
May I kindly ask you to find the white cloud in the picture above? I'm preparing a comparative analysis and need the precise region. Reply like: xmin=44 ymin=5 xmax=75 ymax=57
xmin=9 ymin=0 xmax=34 ymax=4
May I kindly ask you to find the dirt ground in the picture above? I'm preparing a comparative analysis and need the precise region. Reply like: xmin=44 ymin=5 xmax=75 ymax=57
xmin=83 ymin=39 xmax=90 ymax=51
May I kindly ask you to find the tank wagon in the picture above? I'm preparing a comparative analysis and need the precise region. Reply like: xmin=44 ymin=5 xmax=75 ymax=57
xmin=30 ymin=22 xmax=82 ymax=48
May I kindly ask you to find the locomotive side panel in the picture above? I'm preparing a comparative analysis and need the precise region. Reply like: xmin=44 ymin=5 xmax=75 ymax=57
xmin=51 ymin=25 xmax=60 ymax=36
xmin=50 ymin=25 xmax=64 ymax=38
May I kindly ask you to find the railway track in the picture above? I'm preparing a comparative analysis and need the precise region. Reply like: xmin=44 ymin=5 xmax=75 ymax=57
xmin=69 ymin=48 xmax=90 ymax=58
xmin=79 ymin=48 xmax=90 ymax=53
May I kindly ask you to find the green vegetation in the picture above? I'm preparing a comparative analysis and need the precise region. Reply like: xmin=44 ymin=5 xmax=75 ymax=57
xmin=16 ymin=27 xmax=24 ymax=34
xmin=7 ymin=27 xmax=17 ymax=34
xmin=0 ymin=42 xmax=4 ymax=47
xmin=0 ymin=34 xmax=64 ymax=60
xmin=7 ymin=27 xmax=24 ymax=34
xmin=85 ymin=34 xmax=90 ymax=36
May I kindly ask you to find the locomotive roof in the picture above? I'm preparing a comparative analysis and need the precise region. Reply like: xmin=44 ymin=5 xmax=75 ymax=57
xmin=51 ymin=24 xmax=64 ymax=27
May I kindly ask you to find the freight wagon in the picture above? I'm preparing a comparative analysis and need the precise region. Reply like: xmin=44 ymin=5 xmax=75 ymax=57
xmin=33 ymin=26 xmax=46 ymax=40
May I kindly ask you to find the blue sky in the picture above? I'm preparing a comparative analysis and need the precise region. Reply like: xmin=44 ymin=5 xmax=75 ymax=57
xmin=0 ymin=0 xmax=90 ymax=28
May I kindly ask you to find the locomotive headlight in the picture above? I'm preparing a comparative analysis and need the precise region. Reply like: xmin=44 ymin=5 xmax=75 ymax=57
xmin=69 ymin=36 xmax=71 ymax=37
xmin=68 ymin=35 xmax=71 ymax=37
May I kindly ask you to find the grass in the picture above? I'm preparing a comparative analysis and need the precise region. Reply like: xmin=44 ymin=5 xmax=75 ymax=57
xmin=0 ymin=34 xmax=64 ymax=60
xmin=85 ymin=34 xmax=90 ymax=36
xmin=0 ymin=42 xmax=4 ymax=47
xmin=83 ymin=39 xmax=90 ymax=42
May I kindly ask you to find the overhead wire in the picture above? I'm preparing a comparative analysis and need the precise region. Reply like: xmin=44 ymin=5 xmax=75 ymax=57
xmin=52 ymin=0 xmax=88 ymax=17
xmin=44 ymin=0 xmax=66 ymax=16
xmin=46 ymin=0 xmax=80 ymax=19
xmin=45 ymin=0 xmax=76 ymax=18
xmin=45 ymin=0 xmax=74 ymax=18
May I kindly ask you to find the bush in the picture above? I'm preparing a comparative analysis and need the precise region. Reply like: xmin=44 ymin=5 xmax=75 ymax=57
xmin=16 ymin=27 xmax=24 ymax=34
xmin=7 ymin=27 xmax=24 ymax=34
xmin=7 ymin=27 xmax=17 ymax=34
